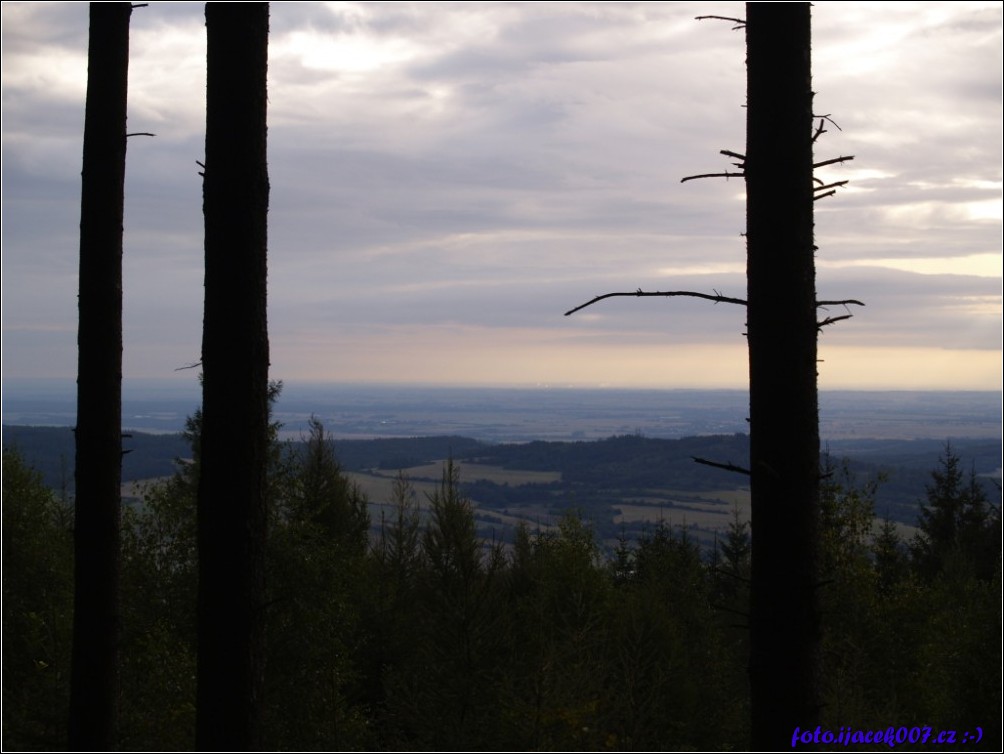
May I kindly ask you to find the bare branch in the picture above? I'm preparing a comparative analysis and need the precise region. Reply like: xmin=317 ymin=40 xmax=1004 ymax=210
xmin=681 ymin=171 xmax=744 ymax=184
xmin=817 ymin=299 xmax=865 ymax=308
xmin=811 ymin=115 xmax=843 ymax=144
xmin=812 ymin=119 xmax=827 ymax=143
xmin=565 ymin=289 xmax=747 ymax=317
xmin=682 ymin=150 xmax=746 ymax=182
xmin=813 ymin=190 xmax=837 ymax=201
xmin=126 ymin=132 xmax=155 ymax=137
xmin=813 ymin=113 xmax=842 ymax=131
xmin=814 ymin=180 xmax=848 ymax=193
xmin=817 ymin=314 xmax=854 ymax=330
xmin=566 ymin=291 xmax=865 ymax=318
xmin=813 ymin=155 xmax=855 ymax=169
xmin=175 ymin=361 xmax=202 ymax=371
xmin=692 ymin=456 xmax=751 ymax=476
xmin=695 ymin=15 xmax=746 ymax=29
xmin=720 ymin=149 xmax=746 ymax=168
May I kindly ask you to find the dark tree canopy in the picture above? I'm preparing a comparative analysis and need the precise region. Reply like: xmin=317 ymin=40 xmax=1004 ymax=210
xmin=912 ymin=443 xmax=1000 ymax=582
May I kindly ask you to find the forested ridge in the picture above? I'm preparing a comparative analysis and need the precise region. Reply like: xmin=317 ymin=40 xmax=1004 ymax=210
xmin=3 ymin=415 xmax=1000 ymax=750
xmin=3 ymin=424 xmax=998 ymax=530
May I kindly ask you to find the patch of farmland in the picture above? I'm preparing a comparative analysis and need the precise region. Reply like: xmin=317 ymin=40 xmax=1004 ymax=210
xmin=368 ymin=460 xmax=561 ymax=486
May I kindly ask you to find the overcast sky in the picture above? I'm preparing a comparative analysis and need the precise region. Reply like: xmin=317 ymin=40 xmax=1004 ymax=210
xmin=2 ymin=1 xmax=1001 ymax=391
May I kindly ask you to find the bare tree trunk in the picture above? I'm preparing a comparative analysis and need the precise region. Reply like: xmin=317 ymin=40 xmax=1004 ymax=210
xmin=745 ymin=2 xmax=821 ymax=748
xmin=69 ymin=4 xmax=131 ymax=749
xmin=196 ymin=3 xmax=270 ymax=749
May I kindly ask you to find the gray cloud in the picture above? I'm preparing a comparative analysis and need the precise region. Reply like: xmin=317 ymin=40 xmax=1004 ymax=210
xmin=2 ymin=1 xmax=1000 ymax=389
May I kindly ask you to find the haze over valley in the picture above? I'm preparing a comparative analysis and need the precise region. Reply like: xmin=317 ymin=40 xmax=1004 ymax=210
xmin=4 ymin=381 xmax=999 ymax=442
xmin=5 ymin=382 xmax=999 ymax=553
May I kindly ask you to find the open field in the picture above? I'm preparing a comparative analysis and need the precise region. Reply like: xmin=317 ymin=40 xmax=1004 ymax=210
xmin=365 ymin=460 xmax=561 ymax=486
xmin=614 ymin=489 xmax=748 ymax=525
xmin=7 ymin=419 xmax=959 ymax=552
xmin=353 ymin=461 xmax=754 ymax=545
xmin=346 ymin=471 xmax=441 ymax=506
xmin=119 ymin=461 xmax=918 ymax=555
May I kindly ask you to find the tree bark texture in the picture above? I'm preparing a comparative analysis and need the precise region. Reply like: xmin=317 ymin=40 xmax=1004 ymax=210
xmin=69 ymin=3 xmax=131 ymax=749
xmin=744 ymin=3 xmax=822 ymax=748
xmin=196 ymin=3 xmax=270 ymax=750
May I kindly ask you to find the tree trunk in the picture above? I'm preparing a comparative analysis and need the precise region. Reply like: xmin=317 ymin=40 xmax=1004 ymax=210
xmin=196 ymin=3 xmax=270 ymax=750
xmin=69 ymin=3 xmax=131 ymax=749
xmin=744 ymin=2 xmax=821 ymax=748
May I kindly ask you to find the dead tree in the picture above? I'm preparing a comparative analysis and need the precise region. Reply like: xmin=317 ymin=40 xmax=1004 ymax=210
xmin=69 ymin=4 xmax=132 ymax=749
xmin=566 ymin=3 xmax=859 ymax=747
xmin=196 ymin=3 xmax=271 ymax=749
xmin=744 ymin=4 xmax=821 ymax=747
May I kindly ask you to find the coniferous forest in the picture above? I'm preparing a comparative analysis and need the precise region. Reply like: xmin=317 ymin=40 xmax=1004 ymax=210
xmin=3 ymin=409 xmax=1000 ymax=750
xmin=3 ymin=2 xmax=1000 ymax=750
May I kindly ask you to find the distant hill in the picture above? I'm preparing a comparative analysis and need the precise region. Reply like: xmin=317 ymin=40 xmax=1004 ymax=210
xmin=1 ymin=426 xmax=492 ymax=491
xmin=451 ymin=433 xmax=999 ymax=528
xmin=4 ymin=425 xmax=998 ymax=531
xmin=457 ymin=432 xmax=751 ymax=489
xmin=2 ymin=426 xmax=191 ymax=493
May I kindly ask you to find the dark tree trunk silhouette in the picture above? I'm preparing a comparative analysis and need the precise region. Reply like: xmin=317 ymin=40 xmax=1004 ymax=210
xmin=69 ymin=3 xmax=132 ymax=749
xmin=745 ymin=3 xmax=821 ymax=747
xmin=563 ymin=6 xmax=832 ymax=745
xmin=195 ymin=3 xmax=271 ymax=750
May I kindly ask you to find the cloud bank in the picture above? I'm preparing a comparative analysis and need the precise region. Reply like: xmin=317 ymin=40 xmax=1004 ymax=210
xmin=2 ymin=1 xmax=1000 ymax=389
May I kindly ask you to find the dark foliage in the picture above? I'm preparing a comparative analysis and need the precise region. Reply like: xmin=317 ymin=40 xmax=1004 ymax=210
xmin=2 ymin=435 xmax=999 ymax=750
xmin=2 ymin=450 xmax=74 ymax=751
xmin=1 ymin=426 xmax=193 ymax=492
xmin=7 ymin=425 xmax=996 ymax=529
xmin=912 ymin=443 xmax=1001 ymax=582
